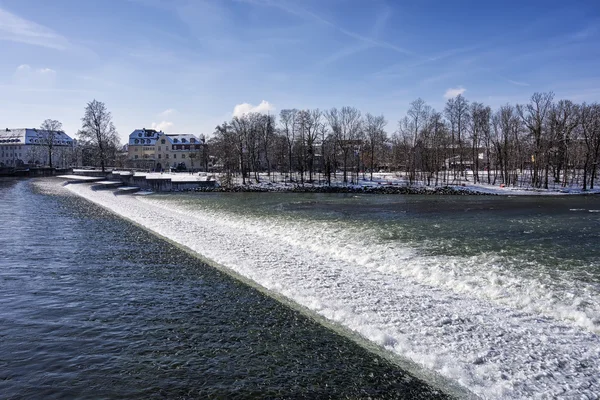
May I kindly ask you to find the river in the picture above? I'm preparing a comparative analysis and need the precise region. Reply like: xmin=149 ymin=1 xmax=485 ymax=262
xmin=0 ymin=178 xmax=449 ymax=399
xmin=4 ymin=178 xmax=600 ymax=398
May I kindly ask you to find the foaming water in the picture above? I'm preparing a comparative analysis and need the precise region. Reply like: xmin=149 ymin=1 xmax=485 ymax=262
xmin=65 ymin=183 xmax=600 ymax=399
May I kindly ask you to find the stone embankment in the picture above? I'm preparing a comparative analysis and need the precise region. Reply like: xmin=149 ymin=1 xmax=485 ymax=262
xmin=189 ymin=184 xmax=493 ymax=195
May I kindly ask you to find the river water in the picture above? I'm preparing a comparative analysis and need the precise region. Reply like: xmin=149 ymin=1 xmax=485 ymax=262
xmin=0 ymin=179 xmax=448 ymax=399
xmin=4 ymin=179 xmax=600 ymax=398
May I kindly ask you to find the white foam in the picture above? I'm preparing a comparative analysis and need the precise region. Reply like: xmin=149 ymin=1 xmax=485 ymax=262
xmin=65 ymin=183 xmax=600 ymax=399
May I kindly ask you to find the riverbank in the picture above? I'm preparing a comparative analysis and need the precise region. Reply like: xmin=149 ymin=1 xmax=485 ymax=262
xmin=193 ymin=184 xmax=492 ymax=195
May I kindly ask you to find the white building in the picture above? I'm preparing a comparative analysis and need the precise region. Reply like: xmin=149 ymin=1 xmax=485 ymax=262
xmin=127 ymin=129 xmax=207 ymax=171
xmin=127 ymin=128 xmax=162 ymax=168
xmin=0 ymin=128 xmax=75 ymax=168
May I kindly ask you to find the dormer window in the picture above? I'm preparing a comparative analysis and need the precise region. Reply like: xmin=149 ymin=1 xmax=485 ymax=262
xmin=190 ymin=138 xmax=196 ymax=143
xmin=138 ymin=132 xmax=142 ymax=137
xmin=161 ymin=139 xmax=165 ymax=144
xmin=173 ymin=139 xmax=178 ymax=143
xmin=134 ymin=139 xmax=139 ymax=144
xmin=181 ymin=138 xmax=186 ymax=143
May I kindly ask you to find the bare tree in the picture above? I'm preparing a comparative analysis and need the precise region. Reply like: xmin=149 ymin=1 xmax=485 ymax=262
xmin=364 ymin=113 xmax=388 ymax=181
xmin=279 ymin=109 xmax=297 ymax=182
xmin=517 ymin=92 xmax=554 ymax=188
xmin=230 ymin=115 xmax=250 ymax=184
xmin=445 ymin=94 xmax=470 ymax=183
xmin=548 ymin=100 xmax=579 ymax=186
xmin=405 ymin=99 xmax=431 ymax=183
xmin=469 ymin=103 xmax=490 ymax=183
xmin=580 ymin=103 xmax=600 ymax=190
xmin=39 ymin=119 xmax=63 ymax=168
xmin=78 ymin=100 xmax=119 ymax=172
xmin=325 ymin=106 xmax=362 ymax=184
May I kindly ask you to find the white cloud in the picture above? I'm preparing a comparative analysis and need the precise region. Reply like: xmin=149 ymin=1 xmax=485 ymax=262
xmin=444 ymin=86 xmax=466 ymax=99
xmin=507 ymin=79 xmax=530 ymax=87
xmin=0 ymin=7 xmax=70 ymax=50
xmin=159 ymin=108 xmax=176 ymax=117
xmin=38 ymin=68 xmax=56 ymax=74
xmin=232 ymin=100 xmax=275 ymax=117
xmin=151 ymin=121 xmax=174 ymax=132
xmin=13 ymin=64 xmax=57 ymax=87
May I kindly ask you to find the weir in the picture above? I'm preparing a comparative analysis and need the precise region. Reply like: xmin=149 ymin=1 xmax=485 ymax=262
xmin=64 ymin=182 xmax=600 ymax=399
xmin=58 ymin=169 xmax=216 ymax=192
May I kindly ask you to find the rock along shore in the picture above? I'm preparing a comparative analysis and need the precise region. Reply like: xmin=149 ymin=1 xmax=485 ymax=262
xmin=188 ymin=184 xmax=494 ymax=195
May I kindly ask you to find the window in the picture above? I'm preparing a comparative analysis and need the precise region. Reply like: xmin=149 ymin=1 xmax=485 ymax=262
xmin=173 ymin=154 xmax=177 ymax=159
xmin=135 ymin=155 xmax=138 ymax=159
xmin=173 ymin=139 xmax=178 ymax=143
xmin=182 ymin=154 xmax=186 ymax=158
xmin=135 ymin=139 xmax=139 ymax=144
xmin=161 ymin=139 xmax=165 ymax=144
xmin=138 ymin=132 xmax=142 ymax=137
xmin=158 ymin=154 xmax=162 ymax=159
xmin=165 ymin=154 xmax=169 ymax=158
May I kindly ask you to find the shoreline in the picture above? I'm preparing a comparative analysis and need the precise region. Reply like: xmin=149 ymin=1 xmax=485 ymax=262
xmin=186 ymin=183 xmax=600 ymax=196
xmin=196 ymin=184 xmax=492 ymax=195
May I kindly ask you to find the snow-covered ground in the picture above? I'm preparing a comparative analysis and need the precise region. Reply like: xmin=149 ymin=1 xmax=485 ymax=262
xmin=109 ymin=170 xmax=600 ymax=195
xmin=112 ymin=170 xmax=214 ymax=182
xmin=220 ymin=171 xmax=600 ymax=195
xmin=65 ymin=182 xmax=600 ymax=399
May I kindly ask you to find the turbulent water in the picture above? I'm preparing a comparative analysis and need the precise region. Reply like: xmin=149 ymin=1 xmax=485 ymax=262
xmin=0 ymin=179 xmax=449 ymax=399
xmin=21 ymin=178 xmax=600 ymax=398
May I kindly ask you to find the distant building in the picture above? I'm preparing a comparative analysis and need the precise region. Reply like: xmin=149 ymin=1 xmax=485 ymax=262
xmin=127 ymin=129 xmax=208 ymax=171
xmin=127 ymin=128 xmax=162 ymax=169
xmin=0 ymin=128 xmax=75 ymax=168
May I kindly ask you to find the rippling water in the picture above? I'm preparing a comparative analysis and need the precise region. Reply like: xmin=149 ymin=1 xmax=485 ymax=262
xmin=0 ymin=179 xmax=448 ymax=399
xmin=61 ymin=182 xmax=600 ymax=399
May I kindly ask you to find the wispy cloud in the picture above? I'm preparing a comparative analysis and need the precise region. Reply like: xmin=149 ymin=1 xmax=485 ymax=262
xmin=444 ymin=87 xmax=466 ymax=99
xmin=14 ymin=64 xmax=57 ymax=80
xmin=316 ymin=42 xmax=373 ymax=68
xmin=232 ymin=100 xmax=274 ymax=117
xmin=569 ymin=23 xmax=599 ymax=41
xmin=151 ymin=121 xmax=174 ymax=132
xmin=0 ymin=7 xmax=70 ymax=50
xmin=159 ymin=108 xmax=176 ymax=117
xmin=239 ymin=0 xmax=412 ymax=55
xmin=507 ymin=79 xmax=530 ymax=87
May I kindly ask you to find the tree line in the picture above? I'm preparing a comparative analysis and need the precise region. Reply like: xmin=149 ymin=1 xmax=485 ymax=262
xmin=37 ymin=94 xmax=600 ymax=190
xmin=36 ymin=100 xmax=120 ymax=172
xmin=209 ymin=92 xmax=600 ymax=190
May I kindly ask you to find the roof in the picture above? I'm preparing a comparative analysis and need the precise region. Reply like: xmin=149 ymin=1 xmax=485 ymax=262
xmin=0 ymin=128 xmax=74 ymax=145
xmin=164 ymin=134 xmax=200 ymax=144
xmin=128 ymin=128 xmax=163 ymax=146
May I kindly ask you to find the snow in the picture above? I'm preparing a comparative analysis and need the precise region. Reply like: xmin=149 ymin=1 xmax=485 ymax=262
xmin=65 ymin=182 xmax=600 ymax=399
xmin=56 ymin=175 xmax=103 ymax=181
xmin=107 ymin=170 xmax=600 ymax=195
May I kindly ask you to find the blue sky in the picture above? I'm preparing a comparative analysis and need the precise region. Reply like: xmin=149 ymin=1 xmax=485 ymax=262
xmin=1 ymin=0 xmax=599 ymax=143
